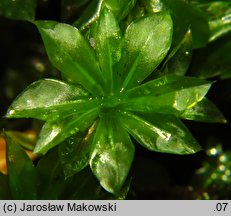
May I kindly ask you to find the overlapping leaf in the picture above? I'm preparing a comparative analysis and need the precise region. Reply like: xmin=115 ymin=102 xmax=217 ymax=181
xmin=73 ymin=0 xmax=104 ymax=31
xmin=34 ymin=108 xmax=99 ymax=154
xmin=120 ymin=111 xmax=201 ymax=154
xmin=121 ymin=75 xmax=212 ymax=115
xmin=180 ymin=98 xmax=227 ymax=123
xmin=105 ymin=0 xmax=136 ymax=20
xmin=36 ymin=21 xmax=104 ymax=95
xmin=6 ymin=133 xmax=37 ymax=199
xmin=6 ymin=79 xmax=95 ymax=120
xmin=5 ymin=8 xmax=225 ymax=195
xmin=59 ymin=121 xmax=97 ymax=177
xmin=141 ymin=0 xmax=163 ymax=13
xmin=163 ymin=30 xmax=192 ymax=76
xmin=93 ymin=8 xmax=122 ymax=94
xmin=90 ymin=115 xmax=134 ymax=194
xmin=121 ymin=12 xmax=173 ymax=90
xmin=162 ymin=0 xmax=209 ymax=48
xmin=74 ymin=0 xmax=136 ymax=31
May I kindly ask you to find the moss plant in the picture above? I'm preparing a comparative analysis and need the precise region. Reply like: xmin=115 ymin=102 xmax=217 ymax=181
xmin=1 ymin=0 xmax=228 ymax=198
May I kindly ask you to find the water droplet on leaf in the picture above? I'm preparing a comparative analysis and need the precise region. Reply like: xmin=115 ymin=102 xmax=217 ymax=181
xmin=8 ymin=110 xmax=16 ymax=115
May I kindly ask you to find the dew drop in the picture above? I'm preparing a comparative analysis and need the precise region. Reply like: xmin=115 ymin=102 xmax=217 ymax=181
xmin=137 ymin=80 xmax=141 ymax=84
xmin=26 ymin=99 xmax=32 ymax=104
xmin=8 ymin=109 xmax=16 ymax=115
xmin=69 ymin=141 xmax=74 ymax=145
xmin=222 ymin=14 xmax=231 ymax=24
xmin=120 ymin=88 xmax=124 ymax=93
xmin=89 ymin=38 xmax=95 ymax=48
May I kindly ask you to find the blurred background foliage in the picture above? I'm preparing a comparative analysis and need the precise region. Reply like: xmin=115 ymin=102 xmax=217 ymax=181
xmin=0 ymin=0 xmax=231 ymax=199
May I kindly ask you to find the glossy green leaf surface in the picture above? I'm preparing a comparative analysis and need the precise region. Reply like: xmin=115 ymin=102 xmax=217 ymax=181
xmin=105 ymin=0 xmax=136 ymax=20
xmin=36 ymin=149 xmax=122 ymax=199
xmin=74 ymin=0 xmax=104 ymax=31
xmin=6 ymin=79 xmax=92 ymax=120
xmin=36 ymin=21 xmax=104 ymax=96
xmin=34 ymin=108 xmax=99 ymax=154
xmin=6 ymin=133 xmax=37 ymax=199
xmin=121 ymin=12 xmax=173 ymax=90
xmin=162 ymin=0 xmax=209 ymax=48
xmin=74 ymin=0 xmax=136 ymax=31
xmin=0 ymin=0 xmax=36 ymax=21
xmin=141 ymin=0 xmax=163 ymax=13
xmin=94 ymin=8 xmax=122 ymax=95
xmin=121 ymin=1 xmax=146 ymax=29
xmin=121 ymin=75 xmax=211 ymax=115
xmin=5 ymin=7 xmax=223 ymax=195
xmin=181 ymin=98 xmax=227 ymax=123
xmin=90 ymin=115 xmax=134 ymax=194
xmin=164 ymin=31 xmax=192 ymax=76
xmin=120 ymin=111 xmax=201 ymax=154
xmin=59 ymin=121 xmax=97 ymax=178
xmin=122 ymin=75 xmax=211 ymax=97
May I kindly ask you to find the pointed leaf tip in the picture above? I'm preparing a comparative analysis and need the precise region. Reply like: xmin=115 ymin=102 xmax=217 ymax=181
xmin=181 ymin=98 xmax=228 ymax=123
xmin=90 ymin=115 xmax=134 ymax=194
xmin=34 ymin=108 xmax=99 ymax=155
xmin=94 ymin=8 xmax=122 ymax=95
xmin=122 ymin=12 xmax=173 ymax=90
xmin=35 ymin=21 xmax=104 ymax=95
xmin=120 ymin=111 xmax=201 ymax=155
xmin=5 ymin=79 xmax=91 ymax=120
